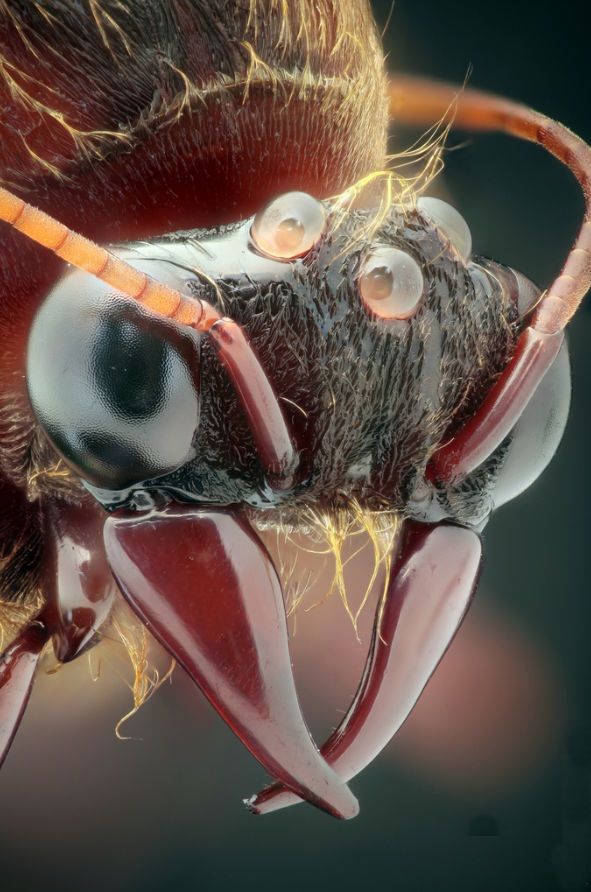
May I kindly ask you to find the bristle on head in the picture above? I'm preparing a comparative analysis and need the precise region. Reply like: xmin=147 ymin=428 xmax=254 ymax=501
xmin=256 ymin=501 xmax=400 ymax=638
xmin=330 ymin=94 xmax=457 ymax=257
xmin=107 ymin=601 xmax=176 ymax=740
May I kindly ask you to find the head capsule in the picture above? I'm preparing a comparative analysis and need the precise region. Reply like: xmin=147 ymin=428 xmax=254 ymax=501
xmin=70 ymin=188 xmax=520 ymax=514
xmin=24 ymin=187 xmax=567 ymax=521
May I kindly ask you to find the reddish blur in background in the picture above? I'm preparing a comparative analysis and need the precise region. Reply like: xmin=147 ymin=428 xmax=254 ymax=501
xmin=1 ymin=2 xmax=590 ymax=890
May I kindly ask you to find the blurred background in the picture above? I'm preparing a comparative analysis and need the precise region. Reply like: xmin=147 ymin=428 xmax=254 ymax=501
xmin=1 ymin=1 xmax=590 ymax=890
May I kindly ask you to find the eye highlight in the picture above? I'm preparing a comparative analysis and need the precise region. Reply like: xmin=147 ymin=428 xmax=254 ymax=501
xmin=251 ymin=191 xmax=326 ymax=260
xmin=417 ymin=196 xmax=472 ymax=262
xmin=358 ymin=246 xmax=424 ymax=320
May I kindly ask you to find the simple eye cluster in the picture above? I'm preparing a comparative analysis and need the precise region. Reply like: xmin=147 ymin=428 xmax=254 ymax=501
xmin=250 ymin=191 xmax=472 ymax=323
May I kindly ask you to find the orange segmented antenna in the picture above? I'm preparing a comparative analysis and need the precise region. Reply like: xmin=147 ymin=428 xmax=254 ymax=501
xmin=0 ymin=185 xmax=220 ymax=331
xmin=389 ymin=76 xmax=591 ymax=335
xmin=388 ymin=76 xmax=591 ymax=483
xmin=0 ymin=185 xmax=296 ymax=486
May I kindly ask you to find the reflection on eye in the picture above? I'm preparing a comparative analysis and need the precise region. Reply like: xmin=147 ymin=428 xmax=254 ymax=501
xmin=251 ymin=191 xmax=326 ymax=260
xmin=418 ymin=196 xmax=472 ymax=262
xmin=359 ymin=246 xmax=424 ymax=320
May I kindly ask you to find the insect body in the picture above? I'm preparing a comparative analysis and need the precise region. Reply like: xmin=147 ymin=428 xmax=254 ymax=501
xmin=0 ymin=2 xmax=589 ymax=819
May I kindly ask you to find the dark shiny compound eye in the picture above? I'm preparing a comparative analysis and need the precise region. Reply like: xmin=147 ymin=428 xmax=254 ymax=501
xmin=251 ymin=191 xmax=326 ymax=260
xmin=26 ymin=270 xmax=201 ymax=491
xmin=358 ymin=246 xmax=425 ymax=320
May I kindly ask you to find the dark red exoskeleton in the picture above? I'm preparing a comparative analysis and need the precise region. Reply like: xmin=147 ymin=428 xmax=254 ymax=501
xmin=1 ymin=1 xmax=590 ymax=819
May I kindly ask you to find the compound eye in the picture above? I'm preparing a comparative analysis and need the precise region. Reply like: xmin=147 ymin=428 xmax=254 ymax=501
xmin=359 ymin=246 xmax=424 ymax=320
xmin=27 ymin=272 xmax=200 ymax=491
xmin=251 ymin=191 xmax=326 ymax=260
xmin=417 ymin=196 xmax=472 ymax=262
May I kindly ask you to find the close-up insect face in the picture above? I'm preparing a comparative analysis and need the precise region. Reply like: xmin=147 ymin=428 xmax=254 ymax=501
xmin=1 ymin=1 xmax=590 ymax=891
xmin=26 ymin=192 xmax=521 ymax=519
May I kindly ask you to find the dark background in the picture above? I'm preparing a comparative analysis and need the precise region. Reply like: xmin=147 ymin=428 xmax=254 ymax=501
xmin=1 ymin=2 xmax=590 ymax=890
